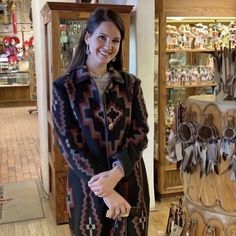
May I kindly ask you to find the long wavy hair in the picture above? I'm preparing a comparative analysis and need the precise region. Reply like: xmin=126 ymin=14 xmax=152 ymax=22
xmin=67 ymin=8 xmax=125 ymax=73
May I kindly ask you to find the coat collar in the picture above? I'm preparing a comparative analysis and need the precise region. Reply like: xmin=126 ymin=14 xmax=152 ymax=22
xmin=70 ymin=65 xmax=125 ymax=84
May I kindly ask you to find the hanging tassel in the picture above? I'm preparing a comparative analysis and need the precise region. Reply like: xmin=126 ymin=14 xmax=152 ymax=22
xmin=11 ymin=0 xmax=17 ymax=34
xmin=220 ymin=138 xmax=230 ymax=160
xmin=167 ymin=130 xmax=177 ymax=162
xmin=193 ymin=140 xmax=201 ymax=165
xmin=231 ymin=154 xmax=236 ymax=181
xmin=200 ymin=143 xmax=207 ymax=178
xmin=207 ymin=140 xmax=218 ymax=174
xmin=182 ymin=145 xmax=193 ymax=173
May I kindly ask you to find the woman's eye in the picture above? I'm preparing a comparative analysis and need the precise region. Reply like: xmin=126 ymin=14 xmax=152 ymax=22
xmin=99 ymin=35 xmax=106 ymax=40
xmin=113 ymin=39 xmax=120 ymax=43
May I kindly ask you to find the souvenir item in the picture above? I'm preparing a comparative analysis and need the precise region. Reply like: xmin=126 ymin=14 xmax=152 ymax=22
xmin=228 ymin=21 xmax=236 ymax=47
xmin=180 ymin=95 xmax=236 ymax=234
xmin=11 ymin=0 xmax=17 ymax=34
xmin=166 ymin=25 xmax=179 ymax=49
xmin=3 ymin=36 xmax=11 ymax=56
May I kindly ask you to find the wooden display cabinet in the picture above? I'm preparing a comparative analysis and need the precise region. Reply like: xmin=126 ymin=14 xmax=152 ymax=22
xmin=155 ymin=0 xmax=236 ymax=199
xmin=41 ymin=2 xmax=133 ymax=224
xmin=0 ymin=71 xmax=34 ymax=105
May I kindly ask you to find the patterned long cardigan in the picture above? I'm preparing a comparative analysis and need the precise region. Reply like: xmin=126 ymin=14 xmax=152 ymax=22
xmin=52 ymin=66 xmax=150 ymax=236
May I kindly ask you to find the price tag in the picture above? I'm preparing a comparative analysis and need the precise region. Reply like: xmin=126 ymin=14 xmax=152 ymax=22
xmin=170 ymin=225 xmax=183 ymax=236
xmin=216 ymin=90 xmax=228 ymax=101
xmin=175 ymin=142 xmax=183 ymax=161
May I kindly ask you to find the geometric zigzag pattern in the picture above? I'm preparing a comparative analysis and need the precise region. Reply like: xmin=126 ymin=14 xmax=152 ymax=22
xmin=52 ymin=66 xmax=150 ymax=235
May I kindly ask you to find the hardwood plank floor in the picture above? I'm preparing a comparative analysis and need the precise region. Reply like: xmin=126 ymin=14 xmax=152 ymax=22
xmin=0 ymin=194 xmax=173 ymax=236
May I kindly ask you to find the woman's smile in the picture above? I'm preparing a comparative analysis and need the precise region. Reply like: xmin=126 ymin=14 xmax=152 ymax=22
xmin=85 ymin=21 xmax=121 ymax=67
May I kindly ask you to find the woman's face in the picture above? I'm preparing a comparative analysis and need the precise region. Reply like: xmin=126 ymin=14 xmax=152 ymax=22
xmin=85 ymin=21 xmax=121 ymax=66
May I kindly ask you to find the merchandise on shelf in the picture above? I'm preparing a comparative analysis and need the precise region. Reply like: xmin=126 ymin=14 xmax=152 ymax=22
xmin=166 ymin=21 xmax=236 ymax=50
xmin=0 ymin=35 xmax=33 ymax=73
xmin=0 ymin=35 xmax=34 ymax=86
xmin=166 ymin=64 xmax=214 ymax=86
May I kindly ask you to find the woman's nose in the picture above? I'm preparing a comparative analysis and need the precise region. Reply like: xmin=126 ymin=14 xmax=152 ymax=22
xmin=104 ymin=40 xmax=112 ymax=50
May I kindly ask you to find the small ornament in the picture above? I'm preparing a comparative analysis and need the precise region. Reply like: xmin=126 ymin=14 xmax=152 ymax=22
xmin=11 ymin=0 xmax=17 ymax=34
xmin=108 ymin=122 xmax=114 ymax=130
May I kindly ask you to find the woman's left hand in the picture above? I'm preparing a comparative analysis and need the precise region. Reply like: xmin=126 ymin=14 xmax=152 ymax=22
xmin=88 ymin=166 xmax=124 ymax=197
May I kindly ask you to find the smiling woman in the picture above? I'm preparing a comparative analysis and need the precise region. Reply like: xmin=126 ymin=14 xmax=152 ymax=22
xmin=52 ymin=7 xmax=150 ymax=236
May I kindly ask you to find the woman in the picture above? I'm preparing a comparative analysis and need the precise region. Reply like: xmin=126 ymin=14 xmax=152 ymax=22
xmin=52 ymin=7 xmax=150 ymax=236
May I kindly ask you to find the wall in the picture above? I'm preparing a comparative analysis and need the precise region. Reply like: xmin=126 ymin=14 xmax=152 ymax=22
xmin=32 ymin=0 xmax=155 ymax=209
xmin=31 ymin=0 xmax=74 ymax=195
xmin=127 ymin=0 xmax=155 ymax=209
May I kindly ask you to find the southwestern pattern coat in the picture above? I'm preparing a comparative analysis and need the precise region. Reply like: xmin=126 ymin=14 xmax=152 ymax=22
xmin=52 ymin=66 xmax=150 ymax=236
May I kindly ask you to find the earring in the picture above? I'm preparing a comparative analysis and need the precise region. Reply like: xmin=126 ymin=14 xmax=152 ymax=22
xmin=112 ymin=57 xmax=116 ymax=62
xmin=86 ymin=44 xmax=91 ymax=55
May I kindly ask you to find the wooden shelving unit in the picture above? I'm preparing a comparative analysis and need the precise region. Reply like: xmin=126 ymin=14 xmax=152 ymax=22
xmin=154 ymin=0 xmax=236 ymax=199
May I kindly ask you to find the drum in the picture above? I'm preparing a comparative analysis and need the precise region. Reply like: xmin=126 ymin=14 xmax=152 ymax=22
xmin=183 ymin=197 xmax=236 ymax=236
xmin=181 ymin=97 xmax=236 ymax=235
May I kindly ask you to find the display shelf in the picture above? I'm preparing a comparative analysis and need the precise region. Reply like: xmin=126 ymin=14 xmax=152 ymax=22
xmin=0 ymin=70 xmax=31 ymax=103
xmin=0 ymin=84 xmax=29 ymax=87
xmin=0 ymin=71 xmax=28 ymax=73
xmin=166 ymin=49 xmax=215 ymax=53
xmin=166 ymin=82 xmax=217 ymax=89
xmin=0 ymin=71 xmax=29 ymax=85
xmin=165 ymin=161 xmax=178 ymax=171
xmin=155 ymin=0 xmax=236 ymax=200
xmin=0 ymin=60 xmax=32 ymax=104
xmin=0 ymin=85 xmax=31 ymax=103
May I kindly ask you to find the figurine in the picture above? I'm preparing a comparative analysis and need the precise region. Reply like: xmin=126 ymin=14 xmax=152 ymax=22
xmin=22 ymin=40 xmax=31 ymax=58
xmin=178 ymin=25 xmax=187 ymax=48
xmin=8 ymin=54 xmax=19 ymax=71
xmin=193 ymin=23 xmax=208 ymax=49
xmin=9 ymin=36 xmax=20 ymax=56
xmin=166 ymin=25 xmax=179 ymax=49
xmin=3 ymin=36 xmax=11 ymax=56
xmin=208 ymin=23 xmax=221 ymax=49
xmin=184 ymin=25 xmax=194 ymax=49
xmin=228 ymin=21 xmax=236 ymax=47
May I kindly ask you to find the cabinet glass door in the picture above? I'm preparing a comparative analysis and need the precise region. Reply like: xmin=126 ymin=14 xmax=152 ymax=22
xmin=60 ymin=19 xmax=87 ymax=74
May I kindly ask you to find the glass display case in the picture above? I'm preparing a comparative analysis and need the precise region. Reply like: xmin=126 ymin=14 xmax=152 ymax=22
xmin=0 ymin=71 xmax=29 ymax=85
xmin=41 ymin=2 xmax=133 ymax=224
xmin=0 ymin=60 xmax=31 ymax=103
xmin=60 ymin=19 xmax=87 ymax=74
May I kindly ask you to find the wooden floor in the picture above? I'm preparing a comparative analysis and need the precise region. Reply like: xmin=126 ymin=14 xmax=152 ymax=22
xmin=0 ymin=106 xmax=172 ymax=236
xmin=0 ymin=197 xmax=174 ymax=236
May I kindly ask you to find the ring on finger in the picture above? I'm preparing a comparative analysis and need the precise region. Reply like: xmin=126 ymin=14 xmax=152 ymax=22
xmin=115 ymin=208 xmax=121 ymax=216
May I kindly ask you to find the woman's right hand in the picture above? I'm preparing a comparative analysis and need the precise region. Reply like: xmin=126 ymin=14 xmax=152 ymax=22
xmin=103 ymin=190 xmax=131 ymax=220
xmin=88 ymin=165 xmax=124 ymax=197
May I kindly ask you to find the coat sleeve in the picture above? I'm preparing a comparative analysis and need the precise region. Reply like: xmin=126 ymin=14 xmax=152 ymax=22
xmin=52 ymin=78 xmax=107 ymax=182
xmin=112 ymin=76 xmax=149 ymax=177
